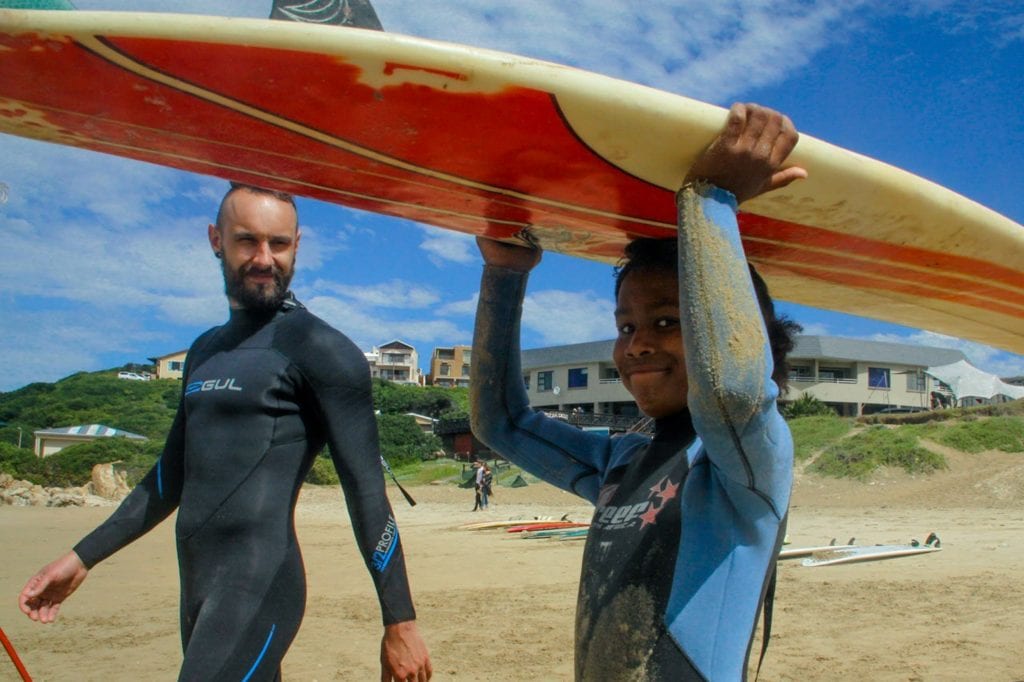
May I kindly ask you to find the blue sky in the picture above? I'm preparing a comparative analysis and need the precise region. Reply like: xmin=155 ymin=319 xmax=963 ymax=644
xmin=1 ymin=1 xmax=1022 ymax=391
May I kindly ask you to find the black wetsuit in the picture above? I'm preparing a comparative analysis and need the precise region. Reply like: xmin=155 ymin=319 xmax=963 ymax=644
xmin=577 ymin=412 xmax=699 ymax=680
xmin=74 ymin=295 xmax=415 ymax=681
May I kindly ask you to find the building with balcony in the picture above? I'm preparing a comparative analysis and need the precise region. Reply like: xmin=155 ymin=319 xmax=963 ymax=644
xmin=519 ymin=335 xmax=969 ymax=419
xmin=428 ymin=345 xmax=472 ymax=387
xmin=365 ymin=340 xmax=422 ymax=385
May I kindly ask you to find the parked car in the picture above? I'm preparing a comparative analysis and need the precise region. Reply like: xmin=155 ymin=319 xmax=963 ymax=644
xmin=117 ymin=371 xmax=147 ymax=381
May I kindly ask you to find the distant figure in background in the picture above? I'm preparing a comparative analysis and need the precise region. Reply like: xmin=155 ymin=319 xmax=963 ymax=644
xmin=480 ymin=463 xmax=494 ymax=509
xmin=471 ymin=461 xmax=484 ymax=511
xmin=19 ymin=183 xmax=432 ymax=682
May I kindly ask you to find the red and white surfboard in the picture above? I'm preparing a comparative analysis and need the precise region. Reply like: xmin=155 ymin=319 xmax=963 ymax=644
xmin=1 ymin=10 xmax=1021 ymax=352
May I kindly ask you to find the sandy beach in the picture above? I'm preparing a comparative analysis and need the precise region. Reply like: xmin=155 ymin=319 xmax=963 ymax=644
xmin=2 ymin=447 xmax=1023 ymax=681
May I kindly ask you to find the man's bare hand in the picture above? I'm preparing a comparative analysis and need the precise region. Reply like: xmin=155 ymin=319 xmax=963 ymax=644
xmin=19 ymin=551 xmax=89 ymax=624
xmin=380 ymin=620 xmax=432 ymax=682
xmin=685 ymin=102 xmax=807 ymax=205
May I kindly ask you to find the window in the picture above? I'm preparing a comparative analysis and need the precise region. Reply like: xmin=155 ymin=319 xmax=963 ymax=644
xmin=868 ymin=367 xmax=891 ymax=389
xmin=523 ymin=374 xmax=530 ymax=390
xmin=169 ymin=361 xmax=184 ymax=371
xmin=538 ymin=371 xmax=553 ymax=392
xmin=436 ymin=348 xmax=455 ymax=359
xmin=439 ymin=363 xmax=450 ymax=376
xmin=819 ymin=366 xmax=853 ymax=381
xmin=461 ymin=363 xmax=470 ymax=377
xmin=462 ymin=349 xmax=472 ymax=361
xmin=906 ymin=370 xmax=926 ymax=392
xmin=789 ymin=365 xmax=813 ymax=380
xmin=568 ymin=367 xmax=588 ymax=389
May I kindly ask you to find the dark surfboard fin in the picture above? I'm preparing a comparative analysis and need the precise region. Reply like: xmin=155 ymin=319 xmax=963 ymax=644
xmin=270 ymin=0 xmax=383 ymax=30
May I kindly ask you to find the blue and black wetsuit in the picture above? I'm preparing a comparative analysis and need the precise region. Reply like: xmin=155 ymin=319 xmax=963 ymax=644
xmin=471 ymin=186 xmax=792 ymax=681
xmin=73 ymin=295 xmax=415 ymax=681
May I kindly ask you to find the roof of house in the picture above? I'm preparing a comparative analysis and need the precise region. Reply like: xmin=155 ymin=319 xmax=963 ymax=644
xmin=520 ymin=335 xmax=966 ymax=370
xmin=379 ymin=340 xmax=415 ymax=351
xmin=522 ymin=340 xmax=614 ymax=370
xmin=147 ymin=349 xmax=188 ymax=363
xmin=791 ymin=336 xmax=965 ymax=367
xmin=33 ymin=424 xmax=148 ymax=440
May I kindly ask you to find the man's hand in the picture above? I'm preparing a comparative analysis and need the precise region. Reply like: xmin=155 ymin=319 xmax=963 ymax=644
xmin=18 ymin=551 xmax=89 ymax=624
xmin=685 ymin=102 xmax=807 ymax=205
xmin=380 ymin=620 xmax=432 ymax=682
xmin=476 ymin=235 xmax=542 ymax=273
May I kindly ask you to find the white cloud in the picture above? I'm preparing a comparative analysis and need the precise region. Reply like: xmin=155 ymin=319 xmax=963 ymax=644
xmin=865 ymin=331 xmax=1024 ymax=379
xmin=382 ymin=0 xmax=869 ymax=102
xmin=310 ymin=279 xmax=440 ymax=309
xmin=418 ymin=226 xmax=478 ymax=266
xmin=304 ymin=295 xmax=465 ymax=350
xmin=522 ymin=289 xmax=615 ymax=346
xmin=437 ymin=293 xmax=479 ymax=317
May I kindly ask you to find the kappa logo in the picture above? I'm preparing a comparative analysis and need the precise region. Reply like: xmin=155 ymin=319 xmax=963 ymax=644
xmin=185 ymin=378 xmax=244 ymax=396
xmin=372 ymin=515 xmax=399 ymax=572
xmin=593 ymin=475 xmax=680 ymax=531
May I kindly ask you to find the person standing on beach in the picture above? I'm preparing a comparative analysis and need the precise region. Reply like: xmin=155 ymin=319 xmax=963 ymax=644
xmin=19 ymin=183 xmax=432 ymax=682
xmin=471 ymin=102 xmax=804 ymax=680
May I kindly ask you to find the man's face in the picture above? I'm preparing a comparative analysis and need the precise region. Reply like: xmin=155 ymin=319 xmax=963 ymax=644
xmin=208 ymin=190 xmax=299 ymax=311
xmin=612 ymin=268 xmax=688 ymax=419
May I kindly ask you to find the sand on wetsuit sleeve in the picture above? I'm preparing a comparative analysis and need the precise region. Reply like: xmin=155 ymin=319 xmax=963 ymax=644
xmin=2 ymin=452 xmax=1024 ymax=680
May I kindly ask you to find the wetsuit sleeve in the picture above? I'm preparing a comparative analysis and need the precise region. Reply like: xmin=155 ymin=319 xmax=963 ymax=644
xmin=676 ymin=185 xmax=791 ymax=516
xmin=470 ymin=265 xmax=634 ymax=504
xmin=301 ymin=330 xmax=416 ymax=626
xmin=72 ymin=391 xmax=186 ymax=569
xmin=665 ymin=184 xmax=793 ymax=679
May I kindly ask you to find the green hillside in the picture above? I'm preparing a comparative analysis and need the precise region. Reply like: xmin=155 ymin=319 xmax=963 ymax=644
xmin=0 ymin=368 xmax=465 ymax=487
xmin=2 ymin=367 xmax=1020 ymax=488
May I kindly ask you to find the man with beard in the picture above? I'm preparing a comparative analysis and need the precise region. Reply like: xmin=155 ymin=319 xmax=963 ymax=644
xmin=19 ymin=184 xmax=433 ymax=682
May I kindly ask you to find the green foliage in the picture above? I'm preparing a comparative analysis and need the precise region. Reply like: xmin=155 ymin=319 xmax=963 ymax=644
xmin=0 ymin=369 xmax=179 ymax=440
xmin=0 ymin=441 xmax=38 ymax=478
xmin=377 ymin=414 xmax=442 ymax=467
xmin=788 ymin=416 xmax=853 ymax=461
xmin=930 ymin=417 xmax=1024 ymax=453
xmin=305 ymin=455 xmax=340 ymax=486
xmin=372 ymin=379 xmax=468 ymax=419
xmin=391 ymin=458 xmax=463 ymax=484
xmin=783 ymin=394 xmax=836 ymax=419
xmin=0 ymin=437 xmax=157 ymax=487
xmin=809 ymin=425 xmax=947 ymax=480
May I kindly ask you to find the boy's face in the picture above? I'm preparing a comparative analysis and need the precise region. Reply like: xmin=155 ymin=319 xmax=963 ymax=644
xmin=612 ymin=269 xmax=688 ymax=419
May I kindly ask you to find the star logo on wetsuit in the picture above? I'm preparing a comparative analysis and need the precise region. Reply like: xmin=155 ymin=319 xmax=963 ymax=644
xmin=593 ymin=475 xmax=680 ymax=531
xmin=638 ymin=476 xmax=679 ymax=529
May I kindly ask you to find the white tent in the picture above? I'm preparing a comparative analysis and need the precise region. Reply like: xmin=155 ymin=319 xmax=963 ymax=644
xmin=925 ymin=360 xmax=1024 ymax=402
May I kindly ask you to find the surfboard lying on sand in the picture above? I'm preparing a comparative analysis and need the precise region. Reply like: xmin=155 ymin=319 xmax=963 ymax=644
xmin=778 ymin=538 xmax=856 ymax=560
xmin=1 ymin=10 xmax=1022 ymax=353
xmin=801 ymin=543 xmax=941 ymax=567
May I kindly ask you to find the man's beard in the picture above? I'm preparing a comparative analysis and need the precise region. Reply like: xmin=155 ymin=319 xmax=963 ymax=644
xmin=223 ymin=260 xmax=293 ymax=312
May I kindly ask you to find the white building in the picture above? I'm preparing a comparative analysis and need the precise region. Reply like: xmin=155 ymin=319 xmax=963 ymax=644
xmin=365 ymin=340 xmax=423 ymax=385
xmin=519 ymin=335 xmax=967 ymax=419
xmin=33 ymin=424 xmax=148 ymax=458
